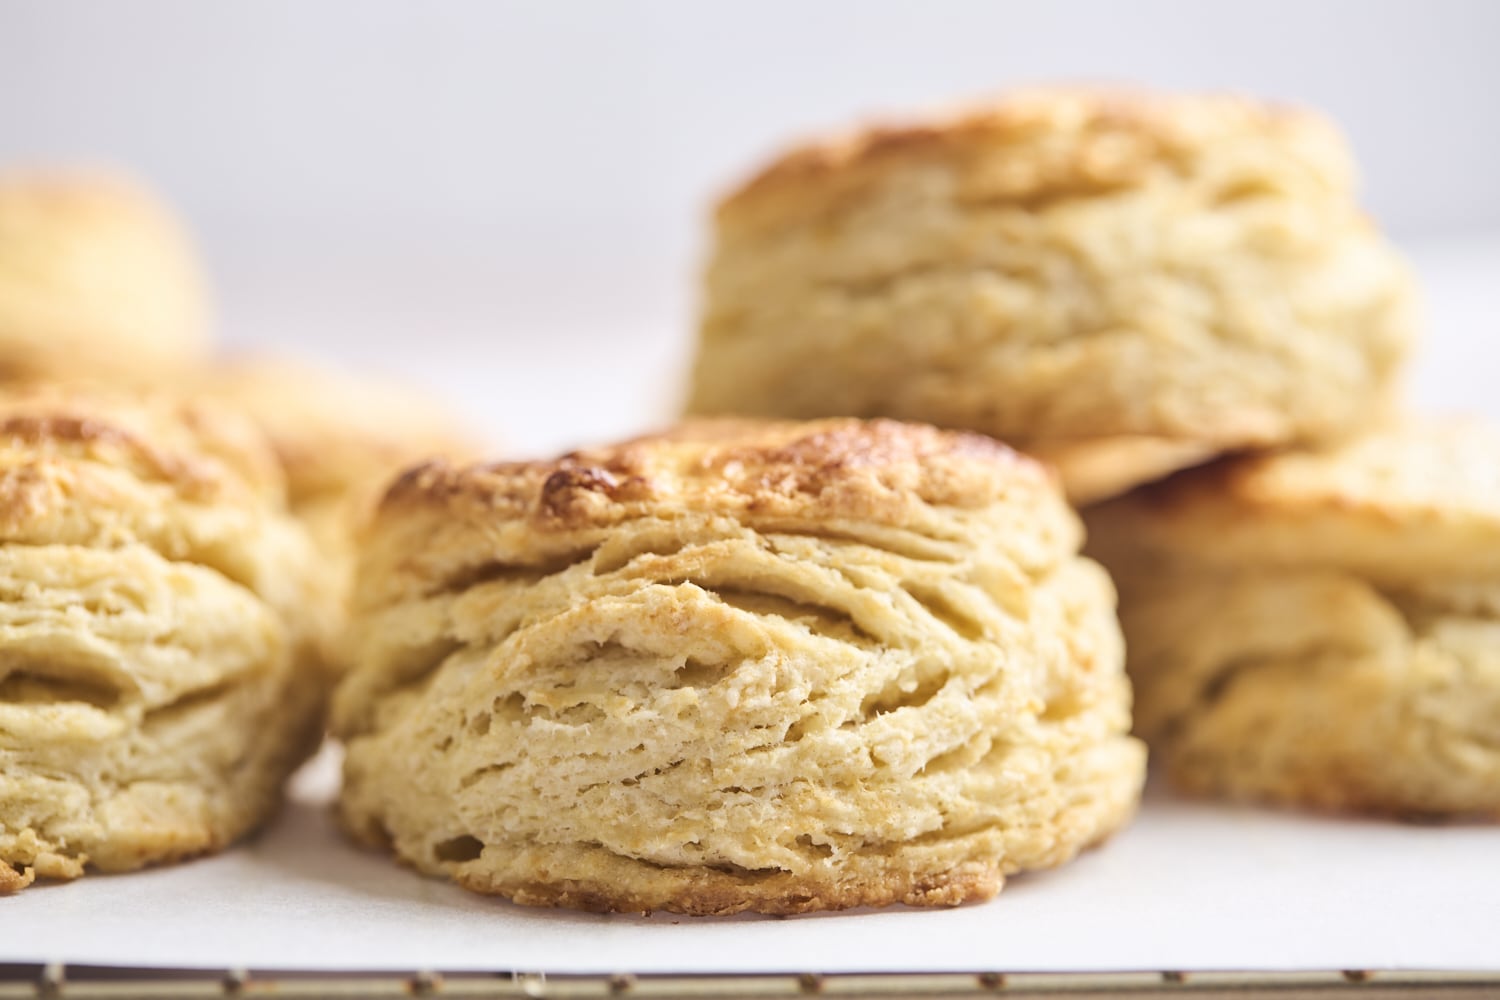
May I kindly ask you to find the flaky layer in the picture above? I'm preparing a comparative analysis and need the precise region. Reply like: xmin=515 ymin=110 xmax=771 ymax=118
xmin=689 ymin=88 xmax=1415 ymax=501
xmin=335 ymin=418 xmax=1144 ymax=914
xmin=0 ymin=386 xmax=334 ymax=628
xmin=0 ymin=172 xmax=209 ymax=381
xmin=0 ymin=389 xmax=329 ymax=891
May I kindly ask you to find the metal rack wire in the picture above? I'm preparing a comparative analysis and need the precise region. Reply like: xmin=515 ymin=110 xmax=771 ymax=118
xmin=1 ymin=968 xmax=1498 ymax=999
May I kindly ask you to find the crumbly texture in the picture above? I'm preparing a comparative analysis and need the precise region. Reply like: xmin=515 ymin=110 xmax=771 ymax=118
xmin=0 ymin=172 xmax=210 ymax=382
xmin=202 ymin=356 xmax=476 ymax=559
xmin=334 ymin=417 xmax=1145 ymax=915
xmin=687 ymin=87 xmax=1416 ymax=502
xmin=0 ymin=387 xmax=330 ymax=892
xmin=1085 ymin=418 xmax=1500 ymax=817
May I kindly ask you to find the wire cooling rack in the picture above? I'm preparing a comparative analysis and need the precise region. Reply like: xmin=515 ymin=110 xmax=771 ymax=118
xmin=1 ymin=968 xmax=1498 ymax=999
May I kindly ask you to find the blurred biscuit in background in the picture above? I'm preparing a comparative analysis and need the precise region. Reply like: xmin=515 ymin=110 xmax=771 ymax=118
xmin=333 ymin=417 xmax=1145 ymax=914
xmin=1086 ymin=417 xmax=1500 ymax=817
xmin=0 ymin=171 xmax=210 ymax=382
xmin=201 ymin=356 xmax=479 ymax=563
xmin=0 ymin=386 xmax=330 ymax=892
xmin=688 ymin=87 xmax=1417 ymax=503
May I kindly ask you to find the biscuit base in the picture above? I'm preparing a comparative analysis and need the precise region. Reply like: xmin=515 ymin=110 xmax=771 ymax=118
xmin=341 ymin=800 xmax=1142 ymax=916
xmin=0 ymin=657 xmax=324 ymax=893
xmin=457 ymin=859 xmax=1002 ymax=916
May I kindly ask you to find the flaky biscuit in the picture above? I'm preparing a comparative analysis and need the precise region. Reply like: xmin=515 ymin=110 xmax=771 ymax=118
xmin=333 ymin=418 xmax=1145 ymax=915
xmin=688 ymin=88 xmax=1416 ymax=502
xmin=1086 ymin=418 xmax=1500 ymax=817
xmin=0 ymin=172 xmax=209 ymax=381
xmin=0 ymin=388 xmax=330 ymax=891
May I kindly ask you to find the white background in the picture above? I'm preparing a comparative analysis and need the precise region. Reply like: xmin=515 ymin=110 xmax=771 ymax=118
xmin=2 ymin=0 xmax=1498 ymax=453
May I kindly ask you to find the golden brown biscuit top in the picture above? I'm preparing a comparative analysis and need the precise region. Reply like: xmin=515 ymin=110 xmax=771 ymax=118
xmin=1088 ymin=417 xmax=1500 ymax=587
xmin=0 ymin=384 xmax=284 ymax=518
xmin=383 ymin=417 xmax=1050 ymax=529
xmin=358 ymin=418 xmax=1076 ymax=614
xmin=204 ymin=356 xmax=475 ymax=506
xmin=718 ymin=87 xmax=1352 ymax=227
xmin=0 ymin=385 xmax=337 ymax=646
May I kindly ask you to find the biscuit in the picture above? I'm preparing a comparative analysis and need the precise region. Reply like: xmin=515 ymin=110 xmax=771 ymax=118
xmin=0 ymin=172 xmax=209 ymax=381
xmin=687 ymin=88 xmax=1417 ymax=502
xmin=0 ymin=387 xmax=330 ymax=892
xmin=203 ymin=356 xmax=475 ymax=558
xmin=333 ymin=417 xmax=1145 ymax=914
xmin=1085 ymin=418 xmax=1500 ymax=817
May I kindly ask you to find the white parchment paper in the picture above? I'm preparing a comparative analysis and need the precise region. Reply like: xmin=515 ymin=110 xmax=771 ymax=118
xmin=3 ymin=741 xmax=1496 ymax=974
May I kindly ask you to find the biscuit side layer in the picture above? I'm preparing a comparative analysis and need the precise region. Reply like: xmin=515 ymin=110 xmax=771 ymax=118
xmin=1116 ymin=566 xmax=1500 ymax=816
xmin=1085 ymin=419 xmax=1500 ymax=817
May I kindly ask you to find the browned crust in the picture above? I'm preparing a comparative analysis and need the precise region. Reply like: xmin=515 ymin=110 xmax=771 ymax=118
xmin=455 ymin=862 xmax=1004 ymax=916
xmin=0 ymin=862 xmax=36 ymax=893
xmin=379 ymin=418 xmax=1051 ymax=534
xmin=718 ymin=86 xmax=1339 ymax=222
xmin=1 ymin=824 xmax=242 ymax=896
xmin=0 ymin=414 xmax=219 ymax=495
xmin=0 ymin=387 xmax=283 ymax=513
xmin=332 ymin=810 xmax=1003 ymax=914
xmin=338 ymin=804 xmax=1142 ymax=916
